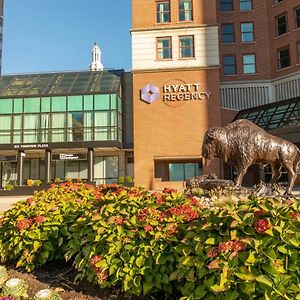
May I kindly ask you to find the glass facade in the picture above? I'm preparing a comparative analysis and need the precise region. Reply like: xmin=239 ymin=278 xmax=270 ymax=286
xmin=0 ymin=93 xmax=122 ymax=144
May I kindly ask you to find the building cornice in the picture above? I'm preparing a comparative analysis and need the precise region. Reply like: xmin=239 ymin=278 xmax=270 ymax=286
xmin=132 ymin=66 xmax=221 ymax=74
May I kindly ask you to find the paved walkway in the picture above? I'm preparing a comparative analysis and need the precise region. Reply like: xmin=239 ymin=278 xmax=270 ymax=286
xmin=0 ymin=195 xmax=30 ymax=213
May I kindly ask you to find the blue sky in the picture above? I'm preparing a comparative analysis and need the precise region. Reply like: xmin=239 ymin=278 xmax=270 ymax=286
xmin=2 ymin=0 xmax=132 ymax=74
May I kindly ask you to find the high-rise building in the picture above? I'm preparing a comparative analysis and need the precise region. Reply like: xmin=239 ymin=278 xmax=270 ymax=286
xmin=131 ymin=0 xmax=300 ymax=189
xmin=0 ymin=0 xmax=3 ymax=74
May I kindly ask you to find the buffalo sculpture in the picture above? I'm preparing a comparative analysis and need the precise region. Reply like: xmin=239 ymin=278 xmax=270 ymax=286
xmin=201 ymin=119 xmax=300 ymax=194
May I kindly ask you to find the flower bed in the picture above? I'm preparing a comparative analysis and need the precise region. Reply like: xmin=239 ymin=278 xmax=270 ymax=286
xmin=0 ymin=183 xmax=299 ymax=299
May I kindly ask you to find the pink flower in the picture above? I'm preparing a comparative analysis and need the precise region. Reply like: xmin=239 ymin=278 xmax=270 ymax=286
xmin=144 ymin=224 xmax=153 ymax=231
xmin=17 ymin=219 xmax=32 ymax=231
xmin=34 ymin=215 xmax=46 ymax=223
xmin=90 ymin=255 xmax=103 ymax=267
xmin=207 ymin=247 xmax=218 ymax=258
xmin=254 ymin=209 xmax=266 ymax=217
xmin=254 ymin=218 xmax=272 ymax=233
xmin=291 ymin=212 xmax=300 ymax=221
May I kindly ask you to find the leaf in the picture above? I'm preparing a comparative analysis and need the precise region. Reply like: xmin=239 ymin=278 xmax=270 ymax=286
xmin=136 ymin=255 xmax=145 ymax=268
xmin=256 ymin=275 xmax=273 ymax=288
xmin=205 ymin=238 xmax=215 ymax=245
xmin=194 ymin=285 xmax=206 ymax=299
xmin=208 ymin=260 xmax=221 ymax=270
xmin=143 ymin=280 xmax=153 ymax=295
xmin=235 ymin=272 xmax=256 ymax=281
xmin=33 ymin=241 xmax=41 ymax=251
xmin=246 ymin=252 xmax=256 ymax=265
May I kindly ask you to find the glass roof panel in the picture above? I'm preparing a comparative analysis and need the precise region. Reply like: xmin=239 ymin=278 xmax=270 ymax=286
xmin=0 ymin=70 xmax=123 ymax=98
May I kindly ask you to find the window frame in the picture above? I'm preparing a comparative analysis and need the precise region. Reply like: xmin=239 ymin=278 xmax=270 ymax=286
xmin=179 ymin=0 xmax=193 ymax=22
xmin=156 ymin=1 xmax=171 ymax=24
xmin=156 ymin=36 xmax=172 ymax=60
xmin=240 ymin=0 xmax=253 ymax=11
xmin=220 ymin=0 xmax=233 ymax=12
xmin=295 ymin=6 xmax=300 ymax=29
xmin=242 ymin=53 xmax=256 ymax=74
xmin=278 ymin=47 xmax=291 ymax=69
xmin=179 ymin=35 xmax=195 ymax=59
xmin=223 ymin=54 xmax=237 ymax=75
xmin=221 ymin=23 xmax=235 ymax=44
xmin=275 ymin=13 xmax=289 ymax=36
xmin=296 ymin=41 xmax=300 ymax=64
xmin=241 ymin=22 xmax=254 ymax=42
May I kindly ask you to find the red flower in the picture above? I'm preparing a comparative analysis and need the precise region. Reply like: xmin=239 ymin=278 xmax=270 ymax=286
xmin=254 ymin=218 xmax=272 ymax=233
xmin=96 ymin=269 xmax=109 ymax=284
xmin=34 ymin=215 xmax=46 ymax=223
xmin=218 ymin=240 xmax=246 ymax=253
xmin=291 ymin=212 xmax=300 ymax=221
xmin=90 ymin=255 xmax=103 ymax=267
xmin=144 ymin=224 xmax=153 ymax=232
xmin=115 ymin=216 xmax=125 ymax=225
xmin=162 ymin=188 xmax=177 ymax=194
xmin=167 ymin=204 xmax=199 ymax=222
xmin=207 ymin=247 xmax=218 ymax=258
xmin=17 ymin=219 xmax=32 ymax=231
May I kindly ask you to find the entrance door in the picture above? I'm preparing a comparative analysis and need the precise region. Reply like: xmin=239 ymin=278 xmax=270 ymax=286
xmin=1 ymin=162 xmax=17 ymax=187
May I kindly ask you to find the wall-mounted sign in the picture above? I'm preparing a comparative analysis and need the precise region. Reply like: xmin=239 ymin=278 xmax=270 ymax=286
xmin=0 ymin=155 xmax=17 ymax=162
xmin=13 ymin=144 xmax=49 ymax=149
xmin=52 ymin=153 xmax=87 ymax=161
xmin=162 ymin=83 xmax=211 ymax=101
xmin=140 ymin=80 xmax=212 ymax=108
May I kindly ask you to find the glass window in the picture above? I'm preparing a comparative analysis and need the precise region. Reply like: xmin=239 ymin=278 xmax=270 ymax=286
xmin=67 ymin=112 xmax=83 ymax=142
xmin=68 ymin=95 xmax=83 ymax=111
xmin=24 ymin=98 xmax=40 ymax=113
xmin=84 ymin=112 xmax=94 ymax=141
xmin=242 ymin=54 xmax=256 ymax=74
xmin=84 ymin=95 xmax=93 ymax=110
xmin=41 ymin=97 xmax=51 ymax=112
xmin=240 ymin=0 xmax=252 ymax=11
xmin=278 ymin=48 xmax=291 ymax=69
xmin=118 ymin=96 xmax=122 ymax=113
xmin=14 ymin=99 xmax=23 ymax=113
xmin=0 ymin=99 xmax=13 ymax=114
xmin=111 ymin=94 xmax=117 ymax=110
xmin=179 ymin=0 xmax=193 ymax=21
xmin=95 ymin=111 xmax=109 ymax=127
xmin=52 ymin=96 xmax=67 ymax=112
xmin=157 ymin=37 xmax=172 ymax=60
xmin=179 ymin=36 xmax=194 ymax=58
xmin=220 ymin=0 xmax=233 ymax=12
xmin=274 ymin=0 xmax=283 ymax=4
xmin=296 ymin=7 xmax=300 ymax=28
xmin=157 ymin=1 xmax=170 ymax=23
xmin=0 ymin=116 xmax=11 ymax=130
xmin=241 ymin=23 xmax=254 ymax=42
xmin=223 ymin=55 xmax=236 ymax=75
xmin=297 ymin=42 xmax=300 ymax=63
xmin=169 ymin=162 xmax=201 ymax=181
xmin=94 ymin=94 xmax=110 ymax=110
xmin=24 ymin=114 xmax=40 ymax=130
xmin=221 ymin=24 xmax=235 ymax=43
xmin=14 ymin=115 xmax=22 ymax=130
xmin=276 ymin=14 xmax=288 ymax=36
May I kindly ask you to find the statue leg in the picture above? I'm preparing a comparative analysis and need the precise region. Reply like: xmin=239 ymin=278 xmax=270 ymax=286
xmin=270 ymin=163 xmax=282 ymax=184
xmin=234 ymin=167 xmax=248 ymax=187
xmin=282 ymin=161 xmax=296 ymax=194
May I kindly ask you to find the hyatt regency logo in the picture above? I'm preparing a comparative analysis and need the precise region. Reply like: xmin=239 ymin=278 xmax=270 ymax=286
xmin=140 ymin=84 xmax=160 ymax=104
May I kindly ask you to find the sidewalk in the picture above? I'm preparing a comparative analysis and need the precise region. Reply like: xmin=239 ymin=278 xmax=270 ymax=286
xmin=0 ymin=195 xmax=30 ymax=213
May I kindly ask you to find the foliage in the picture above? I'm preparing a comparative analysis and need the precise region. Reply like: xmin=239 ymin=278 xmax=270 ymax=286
xmin=4 ymin=185 xmax=14 ymax=191
xmin=118 ymin=177 xmax=125 ymax=183
xmin=0 ymin=182 xmax=98 ymax=271
xmin=34 ymin=180 xmax=42 ymax=187
xmin=33 ymin=289 xmax=62 ymax=300
xmin=26 ymin=179 xmax=33 ymax=187
xmin=124 ymin=176 xmax=133 ymax=183
xmin=1 ymin=278 xmax=28 ymax=299
xmin=0 ymin=183 xmax=299 ymax=299
xmin=0 ymin=266 xmax=7 ymax=288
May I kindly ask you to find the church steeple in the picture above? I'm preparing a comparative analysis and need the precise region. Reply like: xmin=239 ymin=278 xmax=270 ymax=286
xmin=89 ymin=42 xmax=104 ymax=71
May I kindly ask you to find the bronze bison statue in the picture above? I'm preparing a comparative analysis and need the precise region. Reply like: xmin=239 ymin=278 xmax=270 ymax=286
xmin=201 ymin=119 xmax=300 ymax=194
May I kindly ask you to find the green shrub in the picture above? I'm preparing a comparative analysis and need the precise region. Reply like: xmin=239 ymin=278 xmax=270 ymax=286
xmin=1 ymin=183 xmax=299 ymax=299
xmin=4 ymin=184 xmax=14 ymax=191
xmin=66 ymin=190 xmax=300 ymax=299
xmin=33 ymin=180 xmax=42 ymax=187
xmin=2 ymin=278 xmax=28 ymax=299
xmin=124 ymin=176 xmax=133 ymax=183
xmin=0 ymin=182 xmax=99 ymax=271
xmin=118 ymin=176 xmax=125 ymax=183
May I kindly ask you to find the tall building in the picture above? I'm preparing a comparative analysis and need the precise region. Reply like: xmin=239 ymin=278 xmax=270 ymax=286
xmin=131 ymin=0 xmax=300 ymax=189
xmin=132 ymin=0 xmax=222 ymax=189
xmin=0 ymin=0 xmax=3 ymax=74
xmin=219 ymin=0 xmax=300 ymax=113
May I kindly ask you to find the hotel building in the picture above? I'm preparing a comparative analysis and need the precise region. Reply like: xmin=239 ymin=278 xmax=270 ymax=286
xmin=132 ymin=0 xmax=300 ymax=189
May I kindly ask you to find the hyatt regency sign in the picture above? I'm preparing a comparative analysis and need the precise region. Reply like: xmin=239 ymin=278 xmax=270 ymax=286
xmin=140 ymin=82 xmax=211 ymax=105
xmin=162 ymin=83 xmax=211 ymax=101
